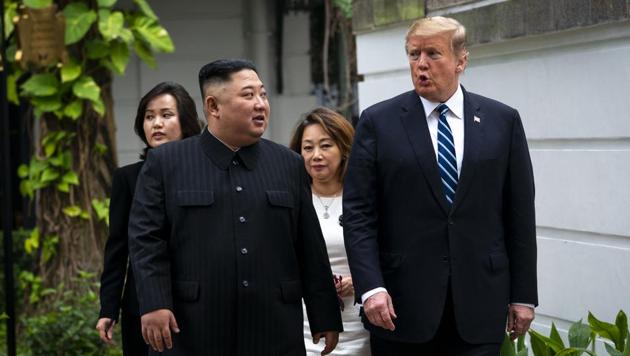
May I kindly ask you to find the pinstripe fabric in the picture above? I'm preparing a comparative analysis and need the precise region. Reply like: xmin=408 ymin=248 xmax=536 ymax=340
xmin=128 ymin=129 xmax=343 ymax=356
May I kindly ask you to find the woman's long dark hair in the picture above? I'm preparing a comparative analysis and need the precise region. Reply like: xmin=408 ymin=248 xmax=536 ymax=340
xmin=134 ymin=81 xmax=202 ymax=159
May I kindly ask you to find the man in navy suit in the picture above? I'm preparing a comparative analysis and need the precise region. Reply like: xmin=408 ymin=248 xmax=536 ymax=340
xmin=343 ymin=16 xmax=537 ymax=355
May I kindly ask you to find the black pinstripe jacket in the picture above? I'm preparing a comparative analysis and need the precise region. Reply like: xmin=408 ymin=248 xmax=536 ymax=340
xmin=129 ymin=129 xmax=342 ymax=356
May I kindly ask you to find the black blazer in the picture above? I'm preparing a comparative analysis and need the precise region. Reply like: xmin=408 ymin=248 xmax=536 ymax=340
xmin=99 ymin=161 xmax=143 ymax=319
xmin=343 ymin=87 xmax=537 ymax=344
xmin=128 ymin=130 xmax=343 ymax=356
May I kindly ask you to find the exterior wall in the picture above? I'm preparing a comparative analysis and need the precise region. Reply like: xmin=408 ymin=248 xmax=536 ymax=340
xmin=113 ymin=0 xmax=245 ymax=166
xmin=355 ymin=0 xmax=630 ymax=347
xmin=112 ymin=1 xmax=315 ymax=166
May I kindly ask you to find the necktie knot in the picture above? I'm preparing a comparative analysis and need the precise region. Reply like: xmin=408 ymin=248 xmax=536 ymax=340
xmin=436 ymin=103 xmax=450 ymax=118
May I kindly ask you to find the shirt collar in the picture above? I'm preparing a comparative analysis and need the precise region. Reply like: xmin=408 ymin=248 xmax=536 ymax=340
xmin=200 ymin=128 xmax=259 ymax=170
xmin=419 ymin=84 xmax=464 ymax=120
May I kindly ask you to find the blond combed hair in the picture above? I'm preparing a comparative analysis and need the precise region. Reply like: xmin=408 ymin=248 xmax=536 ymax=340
xmin=405 ymin=16 xmax=468 ymax=57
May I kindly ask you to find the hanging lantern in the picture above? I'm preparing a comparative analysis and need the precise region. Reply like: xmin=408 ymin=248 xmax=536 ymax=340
xmin=14 ymin=4 xmax=65 ymax=69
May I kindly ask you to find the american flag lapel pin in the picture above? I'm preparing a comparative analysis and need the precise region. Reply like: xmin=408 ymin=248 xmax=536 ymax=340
xmin=474 ymin=115 xmax=481 ymax=123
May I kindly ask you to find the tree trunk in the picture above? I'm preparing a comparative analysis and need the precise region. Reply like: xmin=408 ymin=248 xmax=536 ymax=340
xmin=36 ymin=69 xmax=117 ymax=290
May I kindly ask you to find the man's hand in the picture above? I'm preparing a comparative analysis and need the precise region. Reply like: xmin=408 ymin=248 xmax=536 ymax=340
xmin=312 ymin=331 xmax=339 ymax=355
xmin=364 ymin=291 xmax=397 ymax=331
xmin=141 ymin=309 xmax=180 ymax=352
xmin=507 ymin=304 xmax=535 ymax=340
xmin=335 ymin=275 xmax=354 ymax=298
xmin=96 ymin=318 xmax=116 ymax=345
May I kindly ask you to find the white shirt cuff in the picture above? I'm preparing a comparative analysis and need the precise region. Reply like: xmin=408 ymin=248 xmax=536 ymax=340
xmin=361 ymin=287 xmax=388 ymax=304
xmin=511 ymin=302 xmax=535 ymax=309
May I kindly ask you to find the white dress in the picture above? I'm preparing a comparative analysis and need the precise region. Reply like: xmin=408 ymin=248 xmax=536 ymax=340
xmin=303 ymin=193 xmax=371 ymax=355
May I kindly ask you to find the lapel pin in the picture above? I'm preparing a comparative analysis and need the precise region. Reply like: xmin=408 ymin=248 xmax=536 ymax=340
xmin=474 ymin=116 xmax=481 ymax=123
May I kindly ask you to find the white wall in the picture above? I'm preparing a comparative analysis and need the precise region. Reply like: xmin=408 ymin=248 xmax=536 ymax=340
xmin=355 ymin=19 xmax=630 ymax=344
xmin=112 ymin=1 xmax=316 ymax=165
xmin=113 ymin=0 xmax=245 ymax=166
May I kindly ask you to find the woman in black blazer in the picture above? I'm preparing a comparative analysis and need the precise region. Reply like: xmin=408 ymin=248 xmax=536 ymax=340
xmin=96 ymin=82 xmax=201 ymax=354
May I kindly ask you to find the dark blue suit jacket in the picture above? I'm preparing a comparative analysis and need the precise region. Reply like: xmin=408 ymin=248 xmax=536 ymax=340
xmin=343 ymin=87 xmax=537 ymax=344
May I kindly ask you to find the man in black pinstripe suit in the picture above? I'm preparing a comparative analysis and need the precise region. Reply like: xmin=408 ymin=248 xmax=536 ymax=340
xmin=128 ymin=59 xmax=342 ymax=356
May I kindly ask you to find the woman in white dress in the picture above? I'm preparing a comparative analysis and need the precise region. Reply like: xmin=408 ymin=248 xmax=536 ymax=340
xmin=290 ymin=107 xmax=371 ymax=355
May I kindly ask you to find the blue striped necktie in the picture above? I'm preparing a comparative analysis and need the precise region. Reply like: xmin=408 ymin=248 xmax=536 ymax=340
xmin=436 ymin=104 xmax=458 ymax=206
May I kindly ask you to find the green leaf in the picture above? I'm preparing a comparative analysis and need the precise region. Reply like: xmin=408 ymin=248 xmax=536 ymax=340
xmin=7 ymin=70 xmax=22 ymax=105
xmin=516 ymin=349 xmax=528 ymax=356
xmin=21 ymin=73 xmax=59 ymax=96
xmin=500 ymin=333 xmax=516 ymax=356
xmin=64 ymin=100 xmax=84 ymax=120
xmin=590 ymin=311 xmax=623 ymax=350
xmin=94 ymin=143 xmax=108 ymax=155
xmin=92 ymin=97 xmax=105 ymax=116
xmin=24 ymin=228 xmax=40 ymax=254
xmin=118 ymin=27 xmax=134 ymax=44
xmin=110 ymin=40 xmax=130 ymax=74
xmin=23 ymin=0 xmax=52 ymax=9
xmin=56 ymin=182 xmax=70 ymax=192
xmin=4 ymin=2 xmax=17 ymax=38
xmin=18 ymin=164 xmax=29 ymax=178
xmin=530 ymin=329 xmax=552 ymax=356
xmin=134 ymin=40 xmax=156 ymax=68
xmin=98 ymin=0 xmax=117 ymax=8
xmin=606 ymin=343 xmax=623 ymax=356
xmin=63 ymin=2 xmax=97 ymax=45
xmin=132 ymin=16 xmax=174 ymax=52
xmin=623 ymin=335 xmax=630 ymax=356
xmin=517 ymin=334 xmax=527 ymax=352
xmin=615 ymin=311 xmax=628 ymax=351
xmin=556 ymin=348 xmax=596 ymax=356
xmin=133 ymin=0 xmax=158 ymax=20
xmin=551 ymin=323 xmax=567 ymax=349
xmin=91 ymin=198 xmax=110 ymax=225
xmin=41 ymin=168 xmax=59 ymax=183
xmin=31 ymin=95 xmax=63 ymax=113
xmin=62 ymin=171 xmax=79 ymax=185
xmin=61 ymin=60 xmax=82 ymax=83
xmin=98 ymin=10 xmax=124 ymax=40
xmin=62 ymin=205 xmax=82 ymax=217
xmin=19 ymin=180 xmax=34 ymax=198
xmin=72 ymin=76 xmax=101 ymax=103
xmin=86 ymin=39 xmax=110 ymax=59
xmin=569 ymin=320 xmax=592 ymax=349
xmin=79 ymin=210 xmax=91 ymax=220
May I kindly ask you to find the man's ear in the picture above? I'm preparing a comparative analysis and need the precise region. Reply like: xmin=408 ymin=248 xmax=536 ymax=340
xmin=205 ymin=95 xmax=220 ymax=119
xmin=456 ymin=51 xmax=468 ymax=73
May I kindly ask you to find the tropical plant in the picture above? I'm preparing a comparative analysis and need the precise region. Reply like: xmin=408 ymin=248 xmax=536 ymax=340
xmin=500 ymin=310 xmax=630 ymax=356
xmin=2 ymin=0 xmax=173 ymax=296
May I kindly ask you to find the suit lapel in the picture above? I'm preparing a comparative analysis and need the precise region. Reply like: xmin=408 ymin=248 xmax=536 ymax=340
xmin=399 ymin=91 xmax=450 ymax=215
xmin=451 ymin=87 xmax=481 ymax=212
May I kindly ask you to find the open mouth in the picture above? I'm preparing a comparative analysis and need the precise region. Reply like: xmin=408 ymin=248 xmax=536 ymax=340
xmin=152 ymin=132 xmax=165 ymax=139
xmin=419 ymin=74 xmax=429 ymax=83
xmin=252 ymin=115 xmax=266 ymax=124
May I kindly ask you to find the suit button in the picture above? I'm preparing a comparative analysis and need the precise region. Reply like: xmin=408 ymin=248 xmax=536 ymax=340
xmin=236 ymin=186 xmax=243 ymax=192
xmin=239 ymin=216 xmax=246 ymax=223
xmin=242 ymin=280 xmax=249 ymax=287
xmin=442 ymin=255 xmax=449 ymax=262
xmin=448 ymin=219 xmax=454 ymax=225
xmin=240 ymin=248 xmax=248 ymax=255
xmin=232 ymin=160 xmax=239 ymax=166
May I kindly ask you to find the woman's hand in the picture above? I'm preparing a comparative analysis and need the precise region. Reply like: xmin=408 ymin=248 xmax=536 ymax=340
xmin=96 ymin=318 xmax=116 ymax=345
xmin=335 ymin=275 xmax=354 ymax=298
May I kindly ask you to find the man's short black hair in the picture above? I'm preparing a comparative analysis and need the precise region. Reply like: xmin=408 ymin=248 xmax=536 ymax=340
xmin=198 ymin=59 xmax=258 ymax=97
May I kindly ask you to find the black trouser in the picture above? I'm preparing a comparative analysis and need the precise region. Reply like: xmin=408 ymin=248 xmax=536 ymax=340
xmin=370 ymin=286 xmax=500 ymax=356
xmin=121 ymin=311 xmax=148 ymax=356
